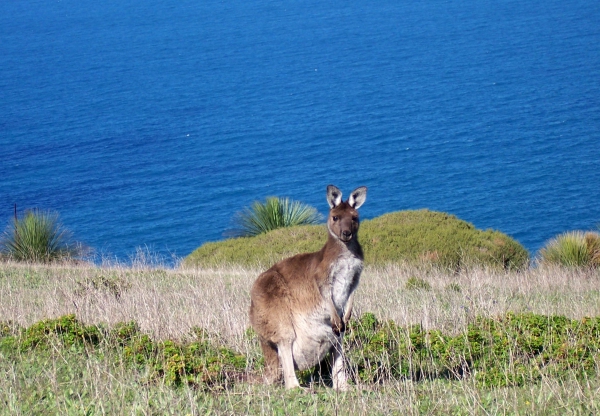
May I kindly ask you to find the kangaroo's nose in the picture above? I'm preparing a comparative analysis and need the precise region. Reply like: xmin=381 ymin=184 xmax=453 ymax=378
xmin=342 ymin=230 xmax=352 ymax=238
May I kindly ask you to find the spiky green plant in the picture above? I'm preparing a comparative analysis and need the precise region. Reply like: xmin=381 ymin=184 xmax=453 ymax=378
xmin=538 ymin=231 xmax=600 ymax=268
xmin=0 ymin=209 xmax=83 ymax=263
xmin=234 ymin=197 xmax=323 ymax=237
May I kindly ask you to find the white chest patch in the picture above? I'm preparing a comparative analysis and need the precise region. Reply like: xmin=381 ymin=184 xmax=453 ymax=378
xmin=290 ymin=251 xmax=363 ymax=370
xmin=329 ymin=253 xmax=363 ymax=316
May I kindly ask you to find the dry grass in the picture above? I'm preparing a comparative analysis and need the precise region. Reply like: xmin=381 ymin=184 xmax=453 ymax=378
xmin=1 ymin=261 xmax=599 ymax=347
xmin=357 ymin=264 xmax=600 ymax=334
xmin=0 ymin=262 xmax=255 ymax=354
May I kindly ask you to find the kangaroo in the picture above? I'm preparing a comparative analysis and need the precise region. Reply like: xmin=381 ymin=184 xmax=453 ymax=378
xmin=249 ymin=185 xmax=367 ymax=390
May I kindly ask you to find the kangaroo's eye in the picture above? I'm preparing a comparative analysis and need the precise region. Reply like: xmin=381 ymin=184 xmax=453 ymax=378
xmin=332 ymin=216 xmax=339 ymax=222
xmin=353 ymin=216 xmax=358 ymax=222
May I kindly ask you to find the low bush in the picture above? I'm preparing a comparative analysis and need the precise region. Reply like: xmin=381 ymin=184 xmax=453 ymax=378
xmin=538 ymin=231 xmax=600 ymax=268
xmin=345 ymin=312 xmax=600 ymax=388
xmin=0 ymin=315 xmax=247 ymax=390
xmin=184 ymin=224 xmax=325 ymax=268
xmin=184 ymin=209 xmax=529 ymax=270
xmin=2 ymin=312 xmax=599 ymax=391
xmin=360 ymin=210 xmax=529 ymax=270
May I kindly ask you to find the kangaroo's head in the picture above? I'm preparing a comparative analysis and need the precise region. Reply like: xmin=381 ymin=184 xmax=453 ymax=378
xmin=326 ymin=185 xmax=367 ymax=243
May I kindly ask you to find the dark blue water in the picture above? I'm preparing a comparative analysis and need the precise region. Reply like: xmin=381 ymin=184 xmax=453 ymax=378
xmin=1 ymin=0 xmax=599 ymax=263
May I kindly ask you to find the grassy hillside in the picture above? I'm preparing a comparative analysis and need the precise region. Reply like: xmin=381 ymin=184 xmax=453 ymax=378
xmin=184 ymin=209 xmax=529 ymax=270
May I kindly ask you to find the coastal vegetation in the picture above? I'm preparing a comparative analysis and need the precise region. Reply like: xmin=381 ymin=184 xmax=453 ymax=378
xmin=538 ymin=231 xmax=600 ymax=268
xmin=1 ymin=205 xmax=599 ymax=413
xmin=232 ymin=196 xmax=323 ymax=237
xmin=0 ymin=209 xmax=85 ymax=263
xmin=1 ymin=262 xmax=600 ymax=414
xmin=185 ymin=209 xmax=529 ymax=270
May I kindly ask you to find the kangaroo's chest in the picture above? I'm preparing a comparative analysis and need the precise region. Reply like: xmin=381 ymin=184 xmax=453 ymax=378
xmin=329 ymin=254 xmax=363 ymax=314
xmin=291 ymin=253 xmax=363 ymax=370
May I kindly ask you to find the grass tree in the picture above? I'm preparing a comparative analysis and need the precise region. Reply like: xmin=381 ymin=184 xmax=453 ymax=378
xmin=234 ymin=196 xmax=323 ymax=237
xmin=0 ymin=209 xmax=84 ymax=263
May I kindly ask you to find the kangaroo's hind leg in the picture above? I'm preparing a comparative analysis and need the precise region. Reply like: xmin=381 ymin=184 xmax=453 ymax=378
xmin=259 ymin=338 xmax=281 ymax=384
xmin=250 ymin=270 xmax=298 ymax=388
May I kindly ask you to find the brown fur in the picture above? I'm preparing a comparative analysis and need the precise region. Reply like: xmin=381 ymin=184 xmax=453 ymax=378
xmin=249 ymin=185 xmax=367 ymax=389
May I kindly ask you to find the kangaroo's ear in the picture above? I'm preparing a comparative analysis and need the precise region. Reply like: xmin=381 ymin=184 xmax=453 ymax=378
xmin=326 ymin=185 xmax=343 ymax=208
xmin=348 ymin=186 xmax=367 ymax=209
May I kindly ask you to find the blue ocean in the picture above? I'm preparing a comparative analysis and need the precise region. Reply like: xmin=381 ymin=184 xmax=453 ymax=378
xmin=1 ymin=0 xmax=599 ymax=263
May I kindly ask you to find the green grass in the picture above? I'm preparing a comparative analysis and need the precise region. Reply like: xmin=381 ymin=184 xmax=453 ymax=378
xmin=184 ymin=209 xmax=529 ymax=270
xmin=2 ymin=312 xmax=600 ymax=415
xmin=0 ymin=209 xmax=84 ymax=263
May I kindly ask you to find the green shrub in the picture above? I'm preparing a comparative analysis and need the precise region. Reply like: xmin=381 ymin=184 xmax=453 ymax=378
xmin=538 ymin=231 xmax=600 ymax=268
xmin=184 ymin=209 xmax=529 ymax=270
xmin=2 ymin=313 xmax=600 ymax=391
xmin=184 ymin=224 xmax=325 ymax=268
xmin=359 ymin=210 xmax=528 ymax=271
xmin=233 ymin=197 xmax=323 ymax=237
xmin=345 ymin=312 xmax=600 ymax=388
xmin=0 ymin=315 xmax=247 ymax=390
xmin=15 ymin=314 xmax=102 ymax=351
xmin=0 ymin=209 xmax=85 ymax=263
xmin=109 ymin=322 xmax=247 ymax=389
xmin=150 ymin=338 xmax=247 ymax=387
